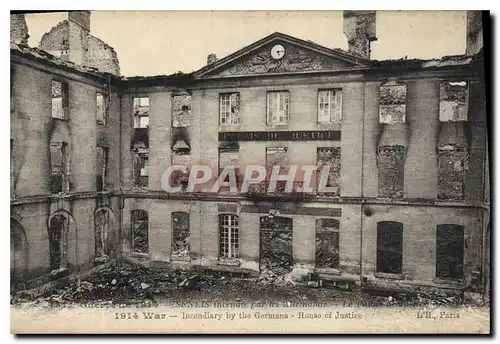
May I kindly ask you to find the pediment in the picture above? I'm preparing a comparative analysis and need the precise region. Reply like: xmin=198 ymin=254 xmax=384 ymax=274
xmin=194 ymin=32 xmax=369 ymax=78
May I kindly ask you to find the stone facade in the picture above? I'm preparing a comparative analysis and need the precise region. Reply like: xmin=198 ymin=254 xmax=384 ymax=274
xmin=10 ymin=13 xmax=488 ymax=295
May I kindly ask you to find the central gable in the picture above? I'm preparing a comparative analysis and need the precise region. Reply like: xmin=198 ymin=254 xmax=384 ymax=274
xmin=216 ymin=42 xmax=352 ymax=76
xmin=194 ymin=32 xmax=369 ymax=78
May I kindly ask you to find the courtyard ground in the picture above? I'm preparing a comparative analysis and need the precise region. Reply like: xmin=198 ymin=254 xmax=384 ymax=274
xmin=10 ymin=262 xmax=486 ymax=309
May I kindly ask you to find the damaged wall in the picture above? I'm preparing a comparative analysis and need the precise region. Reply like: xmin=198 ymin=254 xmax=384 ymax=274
xmin=10 ymin=49 xmax=122 ymax=289
xmin=39 ymin=12 xmax=120 ymax=75
xmin=466 ymin=11 xmax=483 ymax=56
xmin=10 ymin=14 xmax=29 ymax=45
xmin=343 ymin=11 xmax=377 ymax=59
xmin=86 ymin=36 xmax=121 ymax=76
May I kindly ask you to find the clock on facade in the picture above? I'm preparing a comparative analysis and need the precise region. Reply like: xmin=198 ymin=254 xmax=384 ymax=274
xmin=270 ymin=44 xmax=286 ymax=60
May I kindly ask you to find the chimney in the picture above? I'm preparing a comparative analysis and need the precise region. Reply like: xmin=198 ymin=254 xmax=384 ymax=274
xmin=343 ymin=11 xmax=377 ymax=59
xmin=207 ymin=53 xmax=218 ymax=65
xmin=10 ymin=13 xmax=29 ymax=45
xmin=68 ymin=11 xmax=90 ymax=31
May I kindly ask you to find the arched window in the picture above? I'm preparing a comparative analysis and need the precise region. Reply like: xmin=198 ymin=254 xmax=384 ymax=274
xmin=172 ymin=212 xmax=190 ymax=257
xmin=131 ymin=210 xmax=148 ymax=254
xmin=436 ymin=224 xmax=464 ymax=279
xmin=219 ymin=214 xmax=239 ymax=259
xmin=94 ymin=208 xmax=110 ymax=259
xmin=315 ymin=219 xmax=340 ymax=269
xmin=376 ymin=221 xmax=403 ymax=274
xmin=48 ymin=214 xmax=69 ymax=270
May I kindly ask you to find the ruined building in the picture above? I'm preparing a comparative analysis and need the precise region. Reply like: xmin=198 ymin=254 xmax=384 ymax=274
xmin=10 ymin=11 xmax=488 ymax=295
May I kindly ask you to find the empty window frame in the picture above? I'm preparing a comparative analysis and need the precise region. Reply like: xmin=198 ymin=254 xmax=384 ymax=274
xmin=376 ymin=221 xmax=403 ymax=274
xmin=172 ymin=212 xmax=190 ymax=257
xmin=50 ymin=142 xmax=70 ymax=194
xmin=133 ymin=97 xmax=149 ymax=128
xmin=317 ymin=147 xmax=341 ymax=196
xmin=315 ymin=219 xmax=340 ymax=269
xmin=132 ymin=149 xmax=149 ymax=188
xmin=218 ymin=148 xmax=241 ymax=191
xmin=220 ymin=93 xmax=240 ymax=125
xmin=379 ymin=82 xmax=406 ymax=124
xmin=219 ymin=214 xmax=239 ymax=259
xmin=266 ymin=147 xmax=288 ymax=168
xmin=437 ymin=147 xmax=468 ymax=200
xmin=439 ymin=81 xmax=468 ymax=122
xmin=265 ymin=147 xmax=289 ymax=193
xmin=96 ymin=146 xmax=108 ymax=192
xmin=219 ymin=148 xmax=240 ymax=171
xmin=318 ymin=89 xmax=342 ymax=123
xmin=49 ymin=214 xmax=69 ymax=270
xmin=52 ymin=80 xmax=68 ymax=120
xmin=96 ymin=92 xmax=108 ymax=125
xmin=171 ymin=148 xmax=191 ymax=191
xmin=436 ymin=224 xmax=464 ymax=279
xmin=267 ymin=91 xmax=290 ymax=125
xmin=377 ymin=146 xmax=405 ymax=198
xmin=131 ymin=210 xmax=148 ymax=254
xmin=172 ymin=94 xmax=192 ymax=127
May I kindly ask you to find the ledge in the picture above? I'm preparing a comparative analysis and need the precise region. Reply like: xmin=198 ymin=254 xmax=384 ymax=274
xmin=10 ymin=190 xmax=490 ymax=210
xmin=170 ymin=256 xmax=191 ymax=262
xmin=433 ymin=277 xmax=464 ymax=286
xmin=217 ymin=259 xmax=241 ymax=267
xmin=314 ymin=268 xmax=341 ymax=276
xmin=374 ymin=272 xmax=405 ymax=280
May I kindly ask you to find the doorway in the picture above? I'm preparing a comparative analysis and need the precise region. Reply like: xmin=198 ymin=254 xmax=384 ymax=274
xmin=259 ymin=216 xmax=293 ymax=276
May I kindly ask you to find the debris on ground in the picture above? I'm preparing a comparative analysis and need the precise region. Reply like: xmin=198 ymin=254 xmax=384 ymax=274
xmin=10 ymin=262 xmax=487 ymax=309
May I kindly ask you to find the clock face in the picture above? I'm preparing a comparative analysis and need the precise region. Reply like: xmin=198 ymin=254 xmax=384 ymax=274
xmin=270 ymin=44 xmax=286 ymax=60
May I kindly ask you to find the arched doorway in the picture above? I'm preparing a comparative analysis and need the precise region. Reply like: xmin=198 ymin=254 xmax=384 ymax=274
xmin=11 ymin=218 xmax=27 ymax=288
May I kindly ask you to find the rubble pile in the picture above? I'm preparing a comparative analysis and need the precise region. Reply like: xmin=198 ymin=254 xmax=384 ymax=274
xmin=10 ymin=263 xmax=487 ymax=309
xmin=364 ymin=289 xmax=486 ymax=308
xmin=10 ymin=263 xmax=216 ymax=307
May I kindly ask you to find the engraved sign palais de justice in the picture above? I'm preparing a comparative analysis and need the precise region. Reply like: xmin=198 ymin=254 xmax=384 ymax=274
xmin=10 ymin=10 xmax=489 ymax=334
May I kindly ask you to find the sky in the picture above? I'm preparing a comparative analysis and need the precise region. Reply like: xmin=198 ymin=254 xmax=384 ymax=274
xmin=24 ymin=11 xmax=467 ymax=77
